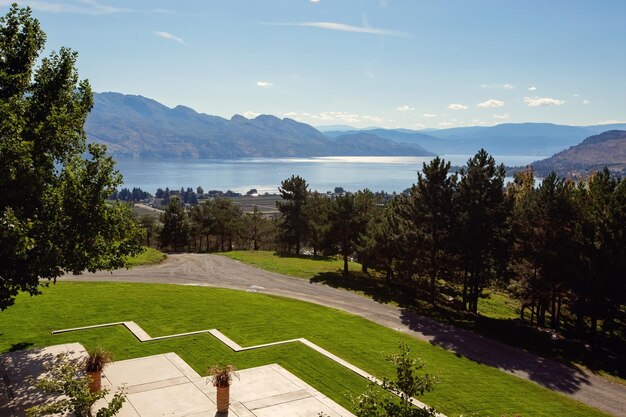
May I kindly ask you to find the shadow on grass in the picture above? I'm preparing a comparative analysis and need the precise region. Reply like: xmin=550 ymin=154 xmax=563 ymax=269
xmin=9 ymin=342 xmax=34 ymax=352
xmin=307 ymin=270 xmax=624 ymax=391
xmin=398 ymin=308 xmax=595 ymax=394
xmin=308 ymin=262 xmax=626 ymax=385
xmin=310 ymin=272 xmax=416 ymax=305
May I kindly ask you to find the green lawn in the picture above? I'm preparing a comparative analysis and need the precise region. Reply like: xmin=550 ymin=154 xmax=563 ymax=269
xmin=478 ymin=290 xmax=520 ymax=320
xmin=124 ymin=247 xmax=167 ymax=267
xmin=222 ymin=250 xmax=362 ymax=279
xmin=0 ymin=282 xmax=609 ymax=417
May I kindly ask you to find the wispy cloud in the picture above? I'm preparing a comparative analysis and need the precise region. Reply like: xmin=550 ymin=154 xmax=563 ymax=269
xmin=448 ymin=103 xmax=468 ymax=110
xmin=528 ymin=86 xmax=537 ymax=91
xmin=413 ymin=123 xmax=425 ymax=128
xmin=477 ymin=99 xmax=504 ymax=108
xmin=243 ymin=111 xmax=260 ymax=119
xmin=396 ymin=105 xmax=414 ymax=112
xmin=256 ymin=81 xmax=274 ymax=88
xmin=582 ymin=99 xmax=591 ymax=105
xmin=423 ymin=113 xmax=438 ymax=118
xmin=261 ymin=21 xmax=409 ymax=37
xmin=481 ymin=83 xmax=514 ymax=90
xmin=598 ymin=119 xmax=626 ymax=124
xmin=278 ymin=110 xmax=389 ymax=125
xmin=493 ymin=114 xmax=510 ymax=120
xmin=524 ymin=96 xmax=565 ymax=107
xmin=310 ymin=0 xmax=320 ymax=2
xmin=154 ymin=31 xmax=187 ymax=45
xmin=438 ymin=121 xmax=454 ymax=127
xmin=1 ymin=0 xmax=183 ymax=15
xmin=0 ymin=0 xmax=129 ymax=14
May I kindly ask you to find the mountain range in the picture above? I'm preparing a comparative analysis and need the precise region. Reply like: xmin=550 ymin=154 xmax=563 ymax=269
xmin=85 ymin=93 xmax=432 ymax=159
xmin=324 ymin=123 xmax=626 ymax=156
xmin=86 ymin=92 xmax=626 ymax=162
xmin=531 ymin=130 xmax=626 ymax=177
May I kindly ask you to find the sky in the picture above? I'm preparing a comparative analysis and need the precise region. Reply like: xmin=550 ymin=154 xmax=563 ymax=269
xmin=2 ymin=0 xmax=626 ymax=129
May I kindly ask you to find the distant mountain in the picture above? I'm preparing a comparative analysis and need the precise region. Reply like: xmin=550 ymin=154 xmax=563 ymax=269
xmin=324 ymin=123 xmax=626 ymax=156
xmin=331 ymin=133 xmax=434 ymax=156
xmin=85 ymin=93 xmax=432 ymax=159
xmin=531 ymin=130 xmax=626 ymax=177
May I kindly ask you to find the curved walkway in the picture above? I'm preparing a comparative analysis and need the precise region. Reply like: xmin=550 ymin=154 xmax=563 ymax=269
xmin=61 ymin=253 xmax=626 ymax=417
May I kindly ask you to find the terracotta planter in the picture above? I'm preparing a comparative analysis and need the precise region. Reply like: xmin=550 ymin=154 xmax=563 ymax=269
xmin=216 ymin=385 xmax=230 ymax=412
xmin=87 ymin=371 xmax=102 ymax=393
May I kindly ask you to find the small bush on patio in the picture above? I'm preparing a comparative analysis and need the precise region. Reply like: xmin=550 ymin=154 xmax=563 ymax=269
xmin=26 ymin=353 xmax=125 ymax=417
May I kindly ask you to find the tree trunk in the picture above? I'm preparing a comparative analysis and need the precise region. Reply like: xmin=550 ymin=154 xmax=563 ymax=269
xmin=462 ymin=271 xmax=469 ymax=310
xmin=550 ymin=289 xmax=558 ymax=330
xmin=343 ymin=254 xmax=349 ymax=278
xmin=590 ymin=315 xmax=598 ymax=343
xmin=556 ymin=293 xmax=562 ymax=331
xmin=430 ymin=274 xmax=437 ymax=306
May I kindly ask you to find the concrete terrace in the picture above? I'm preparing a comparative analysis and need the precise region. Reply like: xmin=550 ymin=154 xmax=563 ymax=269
xmin=0 ymin=343 xmax=354 ymax=417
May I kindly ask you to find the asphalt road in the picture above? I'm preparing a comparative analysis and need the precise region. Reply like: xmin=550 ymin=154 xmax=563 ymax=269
xmin=61 ymin=253 xmax=626 ymax=416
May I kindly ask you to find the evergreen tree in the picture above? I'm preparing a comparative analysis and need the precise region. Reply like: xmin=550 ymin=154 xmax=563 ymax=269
xmin=210 ymin=198 xmax=243 ymax=251
xmin=572 ymin=169 xmax=624 ymax=340
xmin=276 ymin=175 xmax=309 ymax=254
xmin=325 ymin=193 xmax=368 ymax=278
xmin=407 ymin=158 xmax=457 ymax=304
xmin=353 ymin=189 xmax=381 ymax=273
xmin=509 ymin=170 xmax=578 ymax=328
xmin=369 ymin=196 xmax=406 ymax=281
xmin=159 ymin=196 xmax=189 ymax=251
xmin=455 ymin=150 xmax=509 ymax=313
xmin=305 ymin=191 xmax=331 ymax=256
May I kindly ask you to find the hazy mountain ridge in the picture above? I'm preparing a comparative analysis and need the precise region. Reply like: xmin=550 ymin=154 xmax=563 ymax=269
xmin=86 ymin=92 xmax=626 ymax=161
xmin=531 ymin=130 xmax=626 ymax=177
xmin=86 ymin=93 xmax=432 ymax=159
xmin=325 ymin=123 xmax=626 ymax=156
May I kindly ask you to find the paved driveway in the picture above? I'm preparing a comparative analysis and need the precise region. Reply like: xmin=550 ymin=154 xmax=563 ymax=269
xmin=60 ymin=253 xmax=626 ymax=417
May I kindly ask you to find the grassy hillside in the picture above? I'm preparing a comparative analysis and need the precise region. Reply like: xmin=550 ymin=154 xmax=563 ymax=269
xmin=0 ymin=282 xmax=609 ymax=417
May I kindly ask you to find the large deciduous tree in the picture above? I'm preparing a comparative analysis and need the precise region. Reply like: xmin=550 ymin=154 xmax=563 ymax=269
xmin=0 ymin=5 xmax=141 ymax=310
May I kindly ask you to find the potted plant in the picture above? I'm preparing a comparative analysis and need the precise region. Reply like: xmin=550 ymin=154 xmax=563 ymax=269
xmin=84 ymin=347 xmax=113 ymax=393
xmin=207 ymin=364 xmax=238 ymax=413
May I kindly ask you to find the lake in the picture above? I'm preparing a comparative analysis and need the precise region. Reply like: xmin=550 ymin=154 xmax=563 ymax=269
xmin=115 ymin=155 xmax=543 ymax=195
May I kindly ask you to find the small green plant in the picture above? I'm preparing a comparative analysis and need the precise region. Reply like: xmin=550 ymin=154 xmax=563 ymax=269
xmin=207 ymin=364 xmax=238 ymax=387
xmin=85 ymin=347 xmax=113 ymax=372
xmin=26 ymin=353 xmax=125 ymax=417
xmin=354 ymin=341 xmax=438 ymax=417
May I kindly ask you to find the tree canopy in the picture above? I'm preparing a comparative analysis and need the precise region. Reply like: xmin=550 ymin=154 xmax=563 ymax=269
xmin=0 ymin=4 xmax=141 ymax=309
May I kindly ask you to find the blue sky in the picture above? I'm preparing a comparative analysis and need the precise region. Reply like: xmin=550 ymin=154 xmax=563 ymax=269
xmin=3 ymin=0 xmax=626 ymax=128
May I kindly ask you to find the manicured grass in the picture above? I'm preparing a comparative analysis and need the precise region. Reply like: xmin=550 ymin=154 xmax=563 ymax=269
xmin=124 ymin=247 xmax=167 ymax=267
xmin=222 ymin=250 xmax=362 ymax=279
xmin=0 ymin=282 xmax=609 ymax=417
xmin=222 ymin=251 xmax=626 ymax=382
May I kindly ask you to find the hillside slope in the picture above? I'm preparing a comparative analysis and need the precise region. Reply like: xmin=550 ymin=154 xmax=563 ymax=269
xmin=531 ymin=130 xmax=626 ymax=176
